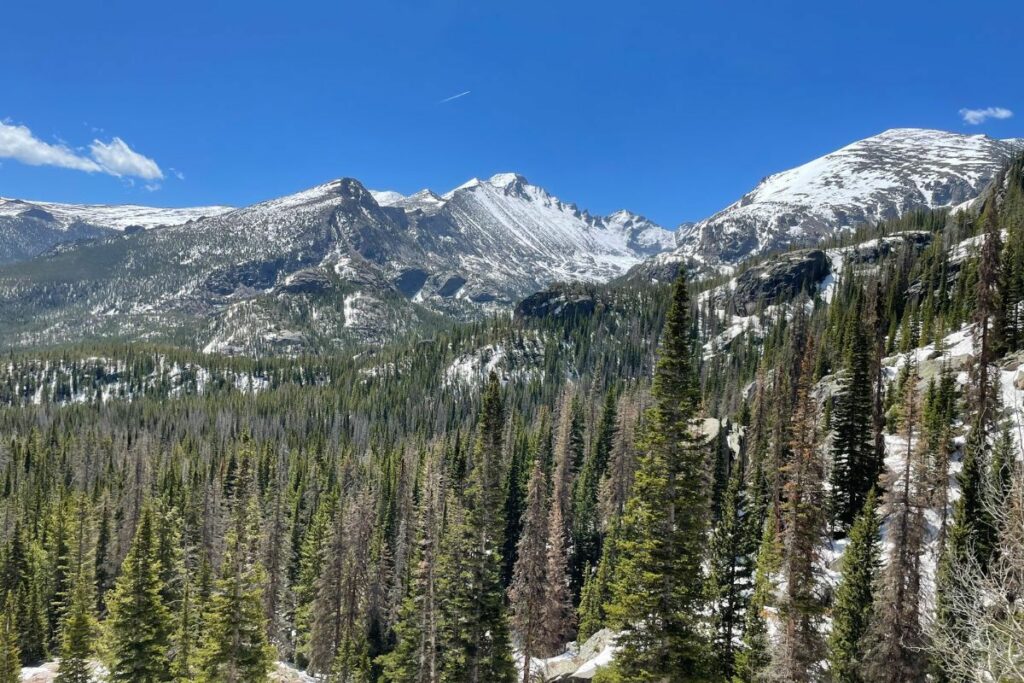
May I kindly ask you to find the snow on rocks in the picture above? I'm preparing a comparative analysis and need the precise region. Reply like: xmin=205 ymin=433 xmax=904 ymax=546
xmin=674 ymin=128 xmax=1021 ymax=267
xmin=520 ymin=628 xmax=618 ymax=681
xmin=0 ymin=197 xmax=233 ymax=231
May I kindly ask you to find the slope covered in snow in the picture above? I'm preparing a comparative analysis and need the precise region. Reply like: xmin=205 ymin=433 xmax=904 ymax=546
xmin=674 ymin=128 xmax=1023 ymax=268
xmin=0 ymin=197 xmax=233 ymax=230
xmin=0 ymin=196 xmax=233 ymax=265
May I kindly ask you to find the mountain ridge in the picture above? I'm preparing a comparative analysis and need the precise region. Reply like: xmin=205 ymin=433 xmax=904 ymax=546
xmin=0 ymin=172 xmax=676 ymax=354
xmin=670 ymin=127 xmax=1022 ymax=269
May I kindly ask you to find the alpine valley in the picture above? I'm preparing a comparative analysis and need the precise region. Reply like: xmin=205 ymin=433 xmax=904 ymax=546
xmin=3 ymin=126 xmax=1024 ymax=683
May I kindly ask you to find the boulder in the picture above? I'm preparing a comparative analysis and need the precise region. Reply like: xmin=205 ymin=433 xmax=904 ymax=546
xmin=531 ymin=628 xmax=617 ymax=681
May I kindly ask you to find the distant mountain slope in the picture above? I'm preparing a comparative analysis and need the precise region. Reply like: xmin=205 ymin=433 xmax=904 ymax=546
xmin=0 ymin=197 xmax=233 ymax=265
xmin=672 ymin=128 xmax=1022 ymax=269
xmin=0 ymin=174 xmax=674 ymax=353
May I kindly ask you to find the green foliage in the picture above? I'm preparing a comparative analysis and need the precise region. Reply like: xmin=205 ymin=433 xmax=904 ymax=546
xmin=0 ymin=593 xmax=20 ymax=683
xmin=830 ymin=295 xmax=878 ymax=531
xmin=105 ymin=506 xmax=173 ymax=682
xmin=707 ymin=460 xmax=755 ymax=679
xmin=732 ymin=505 xmax=780 ymax=682
xmin=605 ymin=272 xmax=715 ymax=681
xmin=827 ymin=489 xmax=880 ymax=683
xmin=197 ymin=480 xmax=274 ymax=683
xmin=56 ymin=570 xmax=98 ymax=683
xmin=435 ymin=373 xmax=515 ymax=683
xmin=0 ymin=156 xmax=1020 ymax=683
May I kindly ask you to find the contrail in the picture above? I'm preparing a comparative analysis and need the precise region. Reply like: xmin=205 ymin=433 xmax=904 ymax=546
xmin=440 ymin=90 xmax=471 ymax=103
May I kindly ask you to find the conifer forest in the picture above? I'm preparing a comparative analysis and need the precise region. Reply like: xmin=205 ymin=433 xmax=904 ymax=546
xmin=1 ymin=155 xmax=1024 ymax=682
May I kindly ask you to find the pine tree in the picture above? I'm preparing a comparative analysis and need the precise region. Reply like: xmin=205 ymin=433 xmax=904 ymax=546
xmin=541 ymin=487 xmax=575 ymax=656
xmin=197 ymin=468 xmax=274 ymax=683
xmin=378 ymin=464 xmax=442 ymax=683
xmin=707 ymin=461 xmax=754 ymax=679
xmin=733 ymin=504 xmax=780 ymax=683
xmin=105 ymin=505 xmax=173 ymax=682
xmin=508 ymin=459 xmax=549 ymax=681
xmin=436 ymin=372 xmax=515 ymax=683
xmin=830 ymin=298 xmax=877 ymax=532
xmin=861 ymin=361 xmax=929 ymax=682
xmin=769 ymin=339 xmax=827 ymax=682
xmin=827 ymin=489 xmax=880 ymax=683
xmin=56 ymin=570 xmax=97 ymax=683
xmin=605 ymin=271 xmax=714 ymax=680
xmin=0 ymin=593 xmax=20 ymax=683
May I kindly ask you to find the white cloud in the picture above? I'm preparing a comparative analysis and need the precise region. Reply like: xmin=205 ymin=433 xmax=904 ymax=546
xmin=959 ymin=106 xmax=1014 ymax=125
xmin=0 ymin=120 xmax=165 ymax=181
xmin=89 ymin=137 xmax=163 ymax=180
xmin=0 ymin=121 xmax=102 ymax=173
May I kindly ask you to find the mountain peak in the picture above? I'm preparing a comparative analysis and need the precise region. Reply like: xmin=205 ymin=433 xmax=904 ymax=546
xmin=486 ymin=172 xmax=529 ymax=190
xmin=673 ymin=127 xmax=1022 ymax=268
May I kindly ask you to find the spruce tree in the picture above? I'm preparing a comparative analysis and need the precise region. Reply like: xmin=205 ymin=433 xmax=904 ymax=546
xmin=830 ymin=298 xmax=877 ymax=532
xmin=733 ymin=504 xmax=780 ymax=682
xmin=576 ymin=519 xmax=618 ymax=643
xmin=571 ymin=387 xmax=617 ymax=593
xmin=307 ymin=491 xmax=374 ymax=682
xmin=541 ymin=487 xmax=575 ymax=656
xmin=769 ymin=339 xmax=827 ymax=682
xmin=56 ymin=570 xmax=97 ymax=683
xmin=0 ymin=593 xmax=20 ymax=683
xmin=707 ymin=461 xmax=754 ymax=679
xmin=378 ymin=466 xmax=442 ymax=683
xmin=509 ymin=459 xmax=549 ymax=680
xmin=436 ymin=372 xmax=515 ymax=683
xmin=827 ymin=489 xmax=880 ymax=683
xmin=105 ymin=505 xmax=173 ymax=682
xmin=5 ymin=524 xmax=48 ymax=667
xmin=197 ymin=491 xmax=274 ymax=683
xmin=295 ymin=493 xmax=335 ymax=668
xmin=605 ymin=271 xmax=714 ymax=680
xmin=861 ymin=361 xmax=929 ymax=682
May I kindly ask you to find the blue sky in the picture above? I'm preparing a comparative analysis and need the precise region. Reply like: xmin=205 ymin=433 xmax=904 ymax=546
xmin=1 ymin=0 xmax=1021 ymax=226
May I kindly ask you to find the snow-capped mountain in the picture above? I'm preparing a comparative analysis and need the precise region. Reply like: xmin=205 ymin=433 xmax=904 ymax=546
xmin=0 ymin=173 xmax=674 ymax=353
xmin=0 ymin=197 xmax=233 ymax=265
xmin=673 ymin=128 xmax=1023 ymax=268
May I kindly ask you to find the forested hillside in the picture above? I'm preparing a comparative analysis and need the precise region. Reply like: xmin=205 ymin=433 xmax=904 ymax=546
xmin=1 ymin=154 xmax=1023 ymax=682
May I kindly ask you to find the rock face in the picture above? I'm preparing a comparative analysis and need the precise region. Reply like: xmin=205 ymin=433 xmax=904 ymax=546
xmin=672 ymin=128 xmax=1022 ymax=271
xmin=514 ymin=283 xmax=599 ymax=321
xmin=726 ymin=249 xmax=830 ymax=315
xmin=845 ymin=230 xmax=933 ymax=266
